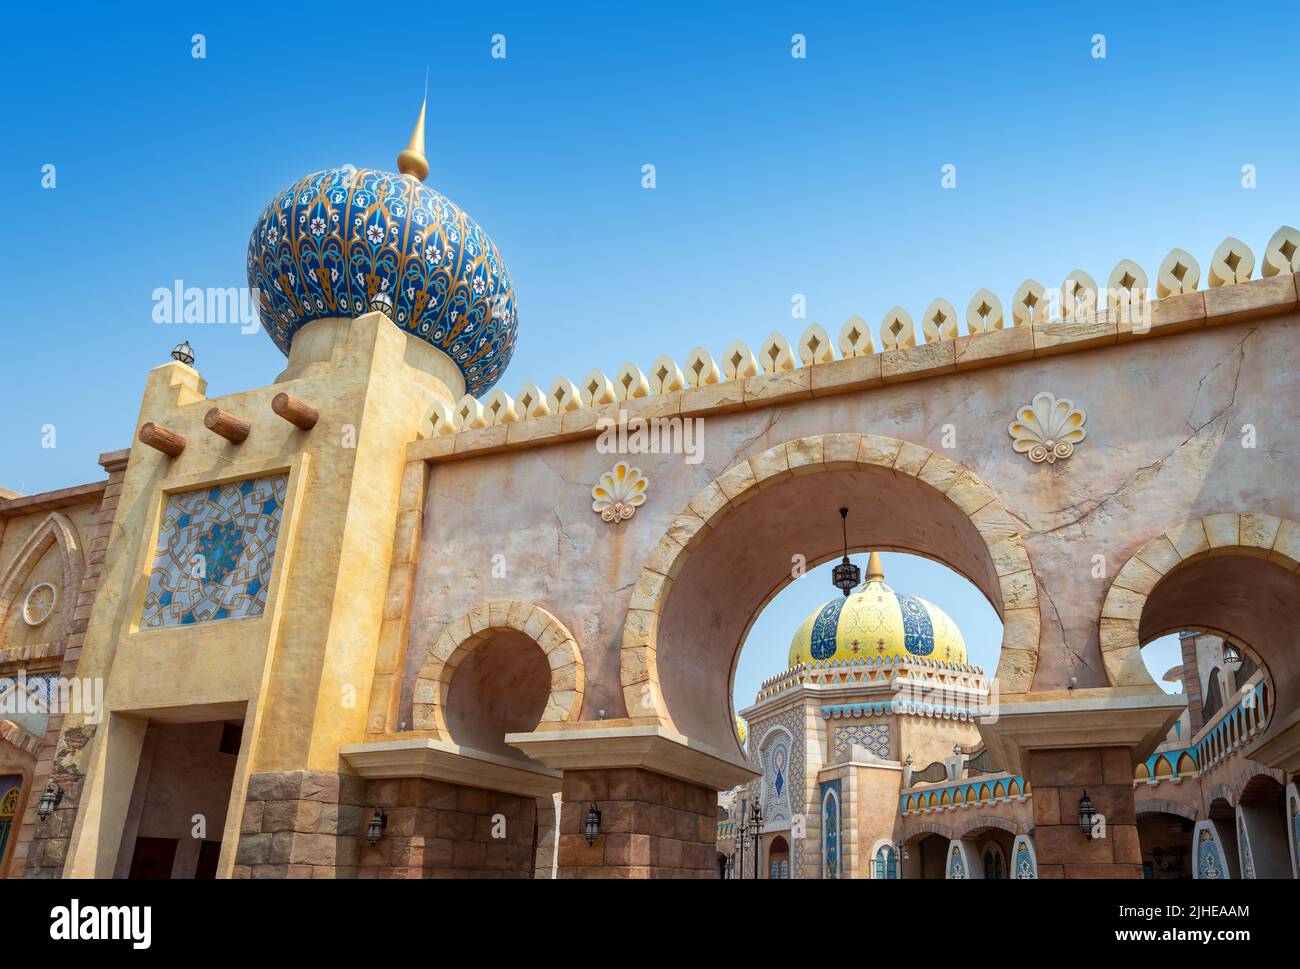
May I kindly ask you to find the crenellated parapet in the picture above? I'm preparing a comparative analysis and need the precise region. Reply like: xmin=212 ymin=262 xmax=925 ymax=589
xmin=426 ymin=222 xmax=1300 ymax=439
xmin=414 ymin=224 xmax=1300 ymax=456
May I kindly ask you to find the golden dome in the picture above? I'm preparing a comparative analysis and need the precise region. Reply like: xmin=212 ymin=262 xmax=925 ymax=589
xmin=788 ymin=552 xmax=966 ymax=667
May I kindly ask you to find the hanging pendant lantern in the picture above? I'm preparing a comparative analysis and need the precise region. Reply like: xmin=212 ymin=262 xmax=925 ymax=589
xmin=831 ymin=507 xmax=860 ymax=596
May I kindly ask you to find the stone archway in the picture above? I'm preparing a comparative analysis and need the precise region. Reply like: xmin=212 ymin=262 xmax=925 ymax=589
xmin=618 ymin=433 xmax=1041 ymax=750
xmin=1098 ymin=513 xmax=1300 ymax=766
xmin=0 ymin=721 xmax=39 ymax=878
xmin=413 ymin=600 xmax=585 ymax=739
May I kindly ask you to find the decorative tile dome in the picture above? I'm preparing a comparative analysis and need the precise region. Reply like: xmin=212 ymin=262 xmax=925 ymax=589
xmin=788 ymin=553 xmax=966 ymax=667
xmin=245 ymin=101 xmax=517 ymax=397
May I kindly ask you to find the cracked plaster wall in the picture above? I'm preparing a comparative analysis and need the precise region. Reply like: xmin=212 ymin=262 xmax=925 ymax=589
xmin=401 ymin=315 xmax=1299 ymax=739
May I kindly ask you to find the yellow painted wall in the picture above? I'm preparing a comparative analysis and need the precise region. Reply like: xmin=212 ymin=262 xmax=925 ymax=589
xmin=61 ymin=313 xmax=451 ymax=877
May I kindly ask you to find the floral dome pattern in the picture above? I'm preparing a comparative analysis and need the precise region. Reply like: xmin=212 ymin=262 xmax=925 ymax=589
xmin=246 ymin=166 xmax=517 ymax=397
xmin=788 ymin=553 xmax=966 ymax=667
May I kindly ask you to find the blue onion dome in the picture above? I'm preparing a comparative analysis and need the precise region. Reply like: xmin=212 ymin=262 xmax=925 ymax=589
xmin=245 ymin=101 xmax=517 ymax=397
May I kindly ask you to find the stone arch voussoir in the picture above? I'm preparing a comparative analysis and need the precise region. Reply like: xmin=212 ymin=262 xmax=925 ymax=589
xmin=1099 ymin=513 xmax=1300 ymax=688
xmin=413 ymin=600 xmax=584 ymax=735
xmin=1234 ymin=759 xmax=1285 ymax=802
xmin=1208 ymin=783 xmax=1237 ymax=810
xmin=954 ymin=814 xmax=1022 ymax=839
xmin=904 ymin=821 xmax=955 ymax=841
xmin=618 ymin=433 xmax=1042 ymax=727
xmin=1135 ymin=797 xmax=1199 ymax=822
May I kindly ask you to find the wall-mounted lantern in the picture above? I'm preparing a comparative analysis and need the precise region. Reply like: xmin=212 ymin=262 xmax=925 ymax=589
xmin=366 ymin=807 xmax=388 ymax=846
xmin=36 ymin=783 xmax=63 ymax=821
xmin=1078 ymin=791 xmax=1097 ymax=839
xmin=583 ymin=803 xmax=602 ymax=846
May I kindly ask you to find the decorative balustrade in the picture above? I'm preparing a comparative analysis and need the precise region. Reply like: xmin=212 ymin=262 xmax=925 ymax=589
xmin=1133 ymin=673 xmax=1270 ymax=786
xmin=899 ymin=773 xmax=1029 ymax=816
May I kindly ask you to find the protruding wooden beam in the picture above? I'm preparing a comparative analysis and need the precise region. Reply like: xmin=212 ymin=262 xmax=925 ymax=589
xmin=271 ymin=392 xmax=319 ymax=431
xmin=204 ymin=407 xmax=250 ymax=444
xmin=138 ymin=422 xmax=186 ymax=457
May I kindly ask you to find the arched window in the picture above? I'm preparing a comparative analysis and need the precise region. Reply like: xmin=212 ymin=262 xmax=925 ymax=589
xmin=983 ymin=845 xmax=1006 ymax=879
xmin=821 ymin=787 xmax=840 ymax=879
xmin=874 ymin=844 xmax=898 ymax=879
xmin=1202 ymin=667 xmax=1224 ymax=721
xmin=0 ymin=779 xmax=22 ymax=870
xmin=768 ymin=835 xmax=790 ymax=879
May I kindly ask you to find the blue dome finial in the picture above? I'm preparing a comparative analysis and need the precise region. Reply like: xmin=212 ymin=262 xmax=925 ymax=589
xmin=397 ymin=80 xmax=429 ymax=182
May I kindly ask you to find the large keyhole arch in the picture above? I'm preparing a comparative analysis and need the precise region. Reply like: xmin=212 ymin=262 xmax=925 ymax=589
xmin=618 ymin=433 xmax=1041 ymax=752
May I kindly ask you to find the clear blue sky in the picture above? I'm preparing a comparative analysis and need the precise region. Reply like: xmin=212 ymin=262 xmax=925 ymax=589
xmin=2 ymin=2 xmax=1288 ymax=698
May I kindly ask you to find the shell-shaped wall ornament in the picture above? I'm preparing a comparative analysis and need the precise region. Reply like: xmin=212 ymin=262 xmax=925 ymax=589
xmin=592 ymin=461 xmax=649 ymax=522
xmin=1008 ymin=392 xmax=1087 ymax=465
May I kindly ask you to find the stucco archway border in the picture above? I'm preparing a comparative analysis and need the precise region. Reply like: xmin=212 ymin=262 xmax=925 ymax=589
xmin=0 ymin=720 xmax=42 ymax=758
xmin=1099 ymin=513 xmax=1300 ymax=687
xmin=413 ymin=600 xmax=585 ymax=735
xmin=0 ymin=511 xmax=84 ymax=638
xmin=619 ymin=433 xmax=1042 ymax=726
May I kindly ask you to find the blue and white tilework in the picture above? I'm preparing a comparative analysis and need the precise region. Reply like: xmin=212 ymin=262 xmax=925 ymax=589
xmin=141 ymin=475 xmax=288 ymax=628
xmin=247 ymin=167 xmax=517 ymax=397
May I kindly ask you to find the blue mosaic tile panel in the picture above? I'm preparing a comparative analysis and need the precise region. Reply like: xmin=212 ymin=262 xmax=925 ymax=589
xmin=141 ymin=474 xmax=288 ymax=628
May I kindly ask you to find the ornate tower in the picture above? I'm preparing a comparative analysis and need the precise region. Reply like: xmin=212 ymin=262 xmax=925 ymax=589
xmin=50 ymin=104 xmax=520 ymax=878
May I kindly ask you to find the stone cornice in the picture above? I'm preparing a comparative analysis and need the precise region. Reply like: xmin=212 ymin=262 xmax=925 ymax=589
xmin=976 ymin=688 xmax=1187 ymax=774
xmin=0 ymin=481 xmax=106 ymax=518
xmin=505 ymin=723 xmax=759 ymax=790
xmin=340 ymin=737 xmax=562 ymax=800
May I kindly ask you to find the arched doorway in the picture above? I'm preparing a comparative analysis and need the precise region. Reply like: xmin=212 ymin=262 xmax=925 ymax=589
xmin=902 ymin=832 xmax=950 ymax=879
xmin=0 ymin=778 xmax=22 ymax=872
xmin=1137 ymin=809 xmax=1194 ymax=878
xmin=1206 ymin=797 xmax=1241 ymax=878
xmin=767 ymin=835 xmax=790 ymax=879
xmin=1237 ymin=774 xmax=1290 ymax=878
xmin=873 ymin=842 xmax=899 ymax=879
xmin=953 ymin=820 xmax=1016 ymax=879
xmin=983 ymin=844 xmax=1006 ymax=879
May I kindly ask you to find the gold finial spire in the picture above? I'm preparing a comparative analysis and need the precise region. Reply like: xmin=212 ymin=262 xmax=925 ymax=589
xmin=397 ymin=76 xmax=429 ymax=181
xmin=866 ymin=551 xmax=885 ymax=582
